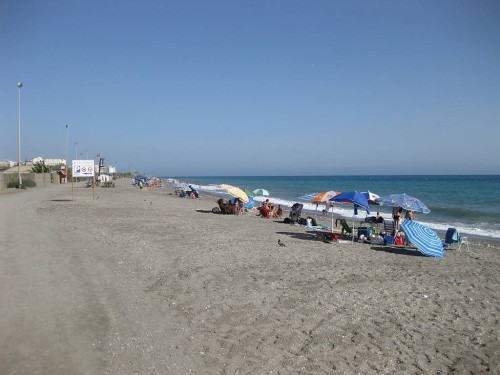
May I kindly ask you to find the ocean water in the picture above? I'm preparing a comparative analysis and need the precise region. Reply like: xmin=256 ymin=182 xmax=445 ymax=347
xmin=169 ymin=175 xmax=500 ymax=240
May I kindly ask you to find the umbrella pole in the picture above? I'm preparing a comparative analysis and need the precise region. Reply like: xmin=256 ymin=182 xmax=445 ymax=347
xmin=331 ymin=209 xmax=335 ymax=244
xmin=352 ymin=216 xmax=355 ymax=244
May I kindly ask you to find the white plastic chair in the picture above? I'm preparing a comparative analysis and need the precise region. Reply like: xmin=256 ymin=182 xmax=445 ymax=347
xmin=458 ymin=236 xmax=470 ymax=251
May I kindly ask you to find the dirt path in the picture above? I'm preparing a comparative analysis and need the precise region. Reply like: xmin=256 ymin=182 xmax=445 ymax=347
xmin=0 ymin=186 xmax=109 ymax=374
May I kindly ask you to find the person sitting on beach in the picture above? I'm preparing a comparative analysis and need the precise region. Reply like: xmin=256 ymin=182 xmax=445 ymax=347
xmin=226 ymin=201 xmax=240 ymax=215
xmin=268 ymin=202 xmax=275 ymax=213
xmin=217 ymin=198 xmax=228 ymax=214
xmin=274 ymin=205 xmax=284 ymax=219
xmin=258 ymin=205 xmax=271 ymax=218
xmin=234 ymin=198 xmax=244 ymax=215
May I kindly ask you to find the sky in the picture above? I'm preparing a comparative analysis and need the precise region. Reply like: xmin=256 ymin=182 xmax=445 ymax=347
xmin=1 ymin=0 xmax=499 ymax=176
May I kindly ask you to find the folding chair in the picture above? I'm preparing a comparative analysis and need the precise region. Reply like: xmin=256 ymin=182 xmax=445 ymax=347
xmin=444 ymin=228 xmax=470 ymax=250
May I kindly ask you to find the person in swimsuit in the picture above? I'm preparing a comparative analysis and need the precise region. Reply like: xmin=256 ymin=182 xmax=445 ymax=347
xmin=392 ymin=206 xmax=403 ymax=231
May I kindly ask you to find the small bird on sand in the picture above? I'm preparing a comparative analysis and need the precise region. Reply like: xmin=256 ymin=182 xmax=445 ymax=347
xmin=278 ymin=239 xmax=286 ymax=247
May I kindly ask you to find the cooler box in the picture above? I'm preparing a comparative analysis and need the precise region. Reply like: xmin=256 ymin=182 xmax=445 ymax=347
xmin=357 ymin=227 xmax=374 ymax=238
xmin=384 ymin=235 xmax=394 ymax=245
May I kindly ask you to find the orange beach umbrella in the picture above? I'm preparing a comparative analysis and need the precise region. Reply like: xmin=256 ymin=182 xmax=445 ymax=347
xmin=310 ymin=191 xmax=340 ymax=204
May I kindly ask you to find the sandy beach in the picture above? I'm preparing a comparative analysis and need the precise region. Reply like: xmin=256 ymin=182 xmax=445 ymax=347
xmin=0 ymin=179 xmax=498 ymax=374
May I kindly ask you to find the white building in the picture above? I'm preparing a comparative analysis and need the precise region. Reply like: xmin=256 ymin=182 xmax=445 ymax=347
xmin=31 ymin=157 xmax=66 ymax=166
xmin=0 ymin=160 xmax=16 ymax=169
xmin=97 ymin=165 xmax=116 ymax=175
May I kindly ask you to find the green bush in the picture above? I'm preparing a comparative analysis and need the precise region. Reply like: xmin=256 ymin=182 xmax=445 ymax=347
xmin=31 ymin=162 xmax=50 ymax=173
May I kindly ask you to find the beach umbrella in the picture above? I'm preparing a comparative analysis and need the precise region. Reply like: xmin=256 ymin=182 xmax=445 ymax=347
xmin=188 ymin=185 xmax=199 ymax=198
xmin=299 ymin=192 xmax=319 ymax=201
xmin=362 ymin=191 xmax=381 ymax=205
xmin=219 ymin=184 xmax=249 ymax=203
xmin=172 ymin=182 xmax=188 ymax=189
xmin=331 ymin=192 xmax=370 ymax=243
xmin=311 ymin=191 xmax=340 ymax=204
xmin=253 ymin=188 xmax=270 ymax=197
xmin=232 ymin=196 xmax=256 ymax=209
xmin=376 ymin=193 xmax=430 ymax=213
xmin=331 ymin=191 xmax=370 ymax=212
xmin=400 ymin=220 xmax=444 ymax=258
xmin=244 ymin=189 xmax=255 ymax=197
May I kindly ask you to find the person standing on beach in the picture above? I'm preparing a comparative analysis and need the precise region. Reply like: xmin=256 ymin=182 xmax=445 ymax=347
xmin=392 ymin=206 xmax=402 ymax=231
xmin=405 ymin=210 xmax=414 ymax=221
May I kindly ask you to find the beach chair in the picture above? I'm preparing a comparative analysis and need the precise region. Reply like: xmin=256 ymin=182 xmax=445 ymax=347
xmin=339 ymin=219 xmax=353 ymax=235
xmin=289 ymin=203 xmax=303 ymax=223
xmin=383 ymin=221 xmax=396 ymax=235
xmin=444 ymin=228 xmax=470 ymax=250
xmin=381 ymin=221 xmax=396 ymax=245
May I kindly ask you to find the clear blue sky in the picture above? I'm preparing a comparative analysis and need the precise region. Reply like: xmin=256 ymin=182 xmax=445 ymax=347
xmin=1 ymin=0 xmax=499 ymax=176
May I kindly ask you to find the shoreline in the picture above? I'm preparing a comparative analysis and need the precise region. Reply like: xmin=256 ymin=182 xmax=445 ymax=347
xmin=172 ymin=175 xmax=500 ymax=241
xmin=197 ymin=188 xmax=500 ymax=246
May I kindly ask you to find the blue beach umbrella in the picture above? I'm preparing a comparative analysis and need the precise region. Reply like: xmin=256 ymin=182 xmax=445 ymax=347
xmin=400 ymin=220 xmax=444 ymax=258
xmin=188 ymin=185 xmax=199 ymax=198
xmin=331 ymin=191 xmax=370 ymax=243
xmin=331 ymin=191 xmax=370 ymax=213
xmin=376 ymin=193 xmax=430 ymax=213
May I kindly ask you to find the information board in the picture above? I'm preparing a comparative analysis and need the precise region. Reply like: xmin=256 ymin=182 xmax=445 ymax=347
xmin=72 ymin=160 xmax=95 ymax=177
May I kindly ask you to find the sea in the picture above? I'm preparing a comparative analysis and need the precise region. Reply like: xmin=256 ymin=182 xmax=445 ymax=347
xmin=167 ymin=175 xmax=500 ymax=240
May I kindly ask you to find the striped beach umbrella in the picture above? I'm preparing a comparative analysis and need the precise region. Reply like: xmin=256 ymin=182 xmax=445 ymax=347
xmin=401 ymin=220 xmax=444 ymax=258
xmin=299 ymin=192 xmax=319 ymax=200
xmin=253 ymin=188 xmax=270 ymax=197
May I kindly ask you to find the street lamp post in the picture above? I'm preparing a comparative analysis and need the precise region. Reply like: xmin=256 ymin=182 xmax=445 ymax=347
xmin=65 ymin=124 xmax=69 ymax=184
xmin=65 ymin=124 xmax=69 ymax=165
xmin=17 ymin=81 xmax=23 ymax=188
xmin=75 ymin=142 xmax=78 ymax=160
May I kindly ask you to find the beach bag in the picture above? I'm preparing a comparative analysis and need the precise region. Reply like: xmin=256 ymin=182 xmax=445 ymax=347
xmin=212 ymin=207 xmax=221 ymax=214
xmin=298 ymin=218 xmax=307 ymax=225
xmin=284 ymin=217 xmax=292 ymax=224
xmin=307 ymin=217 xmax=318 ymax=226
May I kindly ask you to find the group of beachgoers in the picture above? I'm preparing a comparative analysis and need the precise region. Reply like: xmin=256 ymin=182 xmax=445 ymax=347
xmin=257 ymin=199 xmax=284 ymax=219
xmin=173 ymin=185 xmax=199 ymax=199
xmin=217 ymin=198 xmax=244 ymax=214
xmin=392 ymin=206 xmax=415 ymax=231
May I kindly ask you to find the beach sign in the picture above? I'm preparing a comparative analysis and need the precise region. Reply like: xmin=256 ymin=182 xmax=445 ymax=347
xmin=72 ymin=160 xmax=95 ymax=177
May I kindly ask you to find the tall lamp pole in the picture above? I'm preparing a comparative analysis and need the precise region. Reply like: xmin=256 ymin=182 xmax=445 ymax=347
xmin=17 ymin=81 xmax=23 ymax=188
xmin=65 ymin=124 xmax=69 ymax=167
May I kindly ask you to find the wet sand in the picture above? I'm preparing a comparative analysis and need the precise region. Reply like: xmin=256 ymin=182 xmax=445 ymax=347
xmin=0 ymin=180 xmax=498 ymax=374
